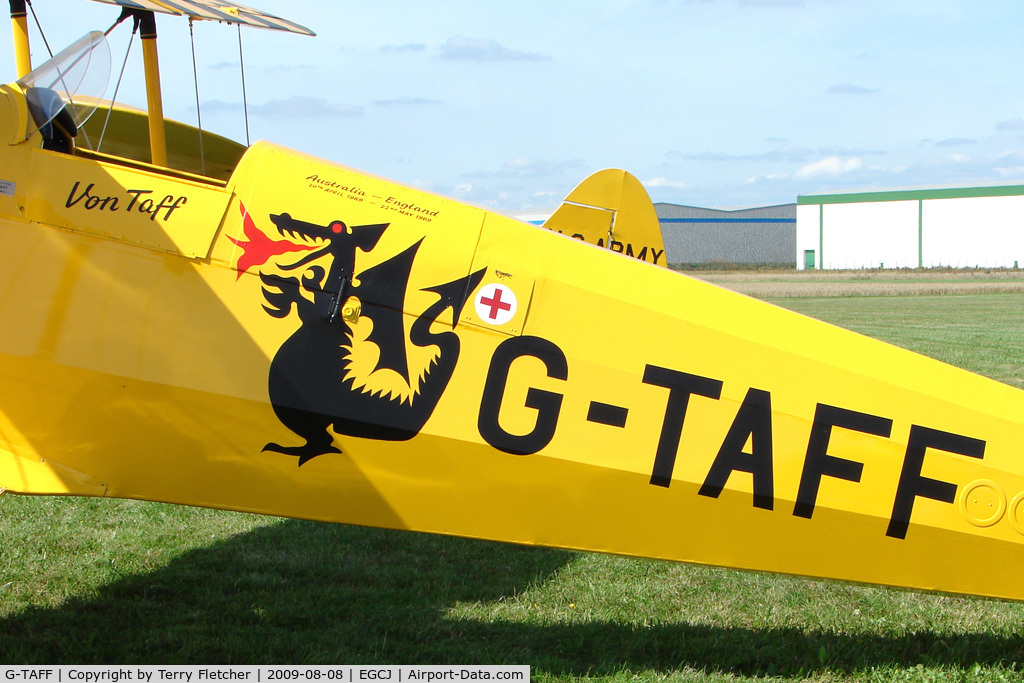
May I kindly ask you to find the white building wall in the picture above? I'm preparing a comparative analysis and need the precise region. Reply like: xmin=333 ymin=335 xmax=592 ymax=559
xmin=821 ymin=201 xmax=919 ymax=269
xmin=795 ymin=204 xmax=820 ymax=270
xmin=798 ymin=186 xmax=1024 ymax=269
xmin=922 ymin=196 xmax=1024 ymax=268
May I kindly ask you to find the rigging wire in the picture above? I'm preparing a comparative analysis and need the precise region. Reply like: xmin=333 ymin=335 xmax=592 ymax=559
xmin=237 ymin=25 xmax=250 ymax=147
xmin=25 ymin=1 xmax=134 ymax=151
xmin=188 ymin=17 xmax=207 ymax=176
xmin=24 ymin=0 xmax=53 ymax=59
xmin=97 ymin=18 xmax=137 ymax=154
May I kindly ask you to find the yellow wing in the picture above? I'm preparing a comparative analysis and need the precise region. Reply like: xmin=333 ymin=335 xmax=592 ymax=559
xmin=87 ymin=0 xmax=315 ymax=35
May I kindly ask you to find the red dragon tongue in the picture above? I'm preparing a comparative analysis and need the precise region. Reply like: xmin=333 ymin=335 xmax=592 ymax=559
xmin=230 ymin=202 xmax=318 ymax=279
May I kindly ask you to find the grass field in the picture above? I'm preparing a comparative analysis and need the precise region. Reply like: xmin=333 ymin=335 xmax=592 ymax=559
xmin=2 ymin=270 xmax=1024 ymax=679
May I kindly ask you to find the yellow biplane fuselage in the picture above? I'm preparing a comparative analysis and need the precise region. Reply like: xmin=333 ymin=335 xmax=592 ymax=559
xmin=2 ymin=4 xmax=1024 ymax=603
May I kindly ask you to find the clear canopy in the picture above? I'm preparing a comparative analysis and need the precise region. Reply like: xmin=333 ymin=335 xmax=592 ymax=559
xmin=17 ymin=31 xmax=110 ymax=140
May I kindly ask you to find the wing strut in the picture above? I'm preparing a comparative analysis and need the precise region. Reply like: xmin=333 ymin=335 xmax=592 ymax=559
xmin=136 ymin=9 xmax=167 ymax=167
xmin=85 ymin=0 xmax=314 ymax=168
xmin=9 ymin=0 xmax=30 ymax=78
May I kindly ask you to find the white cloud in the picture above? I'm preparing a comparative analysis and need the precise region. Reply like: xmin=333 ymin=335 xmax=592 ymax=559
xmin=795 ymin=156 xmax=863 ymax=178
xmin=996 ymin=149 xmax=1024 ymax=160
xmin=205 ymin=97 xmax=362 ymax=118
xmin=372 ymin=96 xmax=442 ymax=106
xmin=643 ymin=176 xmax=688 ymax=189
xmin=379 ymin=43 xmax=427 ymax=53
xmin=209 ymin=62 xmax=313 ymax=74
xmin=746 ymin=173 xmax=789 ymax=183
xmin=738 ymin=0 xmax=805 ymax=6
xmin=202 ymin=100 xmax=243 ymax=114
xmin=668 ymin=146 xmax=885 ymax=165
xmin=996 ymin=118 xmax=1024 ymax=131
xmin=439 ymin=37 xmax=550 ymax=62
xmin=819 ymin=145 xmax=885 ymax=157
xmin=668 ymin=145 xmax=815 ymax=162
xmin=505 ymin=158 xmax=538 ymax=170
xmin=666 ymin=1 xmax=807 ymax=6
xmin=826 ymin=83 xmax=880 ymax=95
xmin=252 ymin=97 xmax=362 ymax=118
xmin=463 ymin=158 xmax=584 ymax=179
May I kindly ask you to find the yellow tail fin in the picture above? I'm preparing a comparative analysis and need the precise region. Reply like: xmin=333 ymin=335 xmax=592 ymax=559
xmin=543 ymin=169 xmax=666 ymax=266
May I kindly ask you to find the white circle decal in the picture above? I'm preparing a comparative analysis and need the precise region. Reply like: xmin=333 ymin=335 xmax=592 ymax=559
xmin=474 ymin=283 xmax=517 ymax=325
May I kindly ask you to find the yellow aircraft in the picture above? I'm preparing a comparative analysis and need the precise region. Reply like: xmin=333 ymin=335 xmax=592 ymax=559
xmin=1 ymin=0 xmax=1023 ymax=603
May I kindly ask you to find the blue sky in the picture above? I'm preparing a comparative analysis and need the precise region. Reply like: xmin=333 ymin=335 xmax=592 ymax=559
xmin=8 ymin=0 xmax=1024 ymax=212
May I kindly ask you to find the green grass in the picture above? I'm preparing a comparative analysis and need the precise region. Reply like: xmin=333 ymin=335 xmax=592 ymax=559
xmin=3 ymin=291 xmax=1024 ymax=679
xmin=771 ymin=293 xmax=1024 ymax=389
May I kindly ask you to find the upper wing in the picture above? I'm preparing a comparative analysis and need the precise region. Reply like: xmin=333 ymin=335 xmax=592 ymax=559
xmin=87 ymin=0 xmax=315 ymax=35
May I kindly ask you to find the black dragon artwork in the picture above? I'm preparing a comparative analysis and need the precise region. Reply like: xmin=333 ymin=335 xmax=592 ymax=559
xmin=232 ymin=203 xmax=485 ymax=464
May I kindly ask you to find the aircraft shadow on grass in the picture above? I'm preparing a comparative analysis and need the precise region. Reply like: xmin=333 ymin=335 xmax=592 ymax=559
xmin=1 ymin=519 xmax=1022 ymax=675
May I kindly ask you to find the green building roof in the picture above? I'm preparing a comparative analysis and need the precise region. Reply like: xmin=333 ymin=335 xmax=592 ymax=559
xmin=797 ymin=182 xmax=1024 ymax=205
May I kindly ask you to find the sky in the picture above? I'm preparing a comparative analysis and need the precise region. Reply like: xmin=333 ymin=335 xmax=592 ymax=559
xmin=7 ymin=0 xmax=1024 ymax=213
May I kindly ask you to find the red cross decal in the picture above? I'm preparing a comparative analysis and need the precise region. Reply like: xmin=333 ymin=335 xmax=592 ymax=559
xmin=474 ymin=283 xmax=518 ymax=325
xmin=479 ymin=288 xmax=512 ymax=320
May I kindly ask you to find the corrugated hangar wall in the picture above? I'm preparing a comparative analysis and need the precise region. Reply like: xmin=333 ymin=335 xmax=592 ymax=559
xmin=656 ymin=203 xmax=796 ymax=266
xmin=797 ymin=184 xmax=1024 ymax=270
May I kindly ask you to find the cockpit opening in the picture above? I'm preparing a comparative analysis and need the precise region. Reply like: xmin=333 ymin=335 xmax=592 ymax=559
xmin=15 ymin=25 xmax=245 ymax=184
xmin=10 ymin=1 xmax=312 ymax=184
